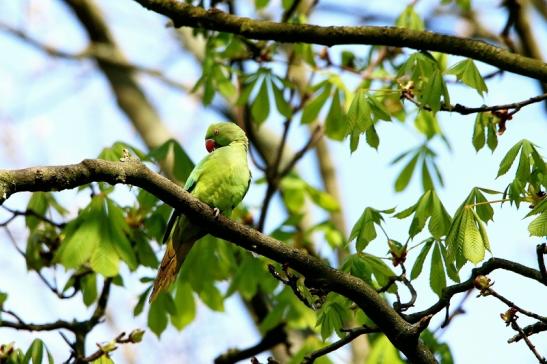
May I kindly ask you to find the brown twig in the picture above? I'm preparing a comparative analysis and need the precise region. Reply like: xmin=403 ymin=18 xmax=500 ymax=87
xmin=214 ymin=324 xmax=287 ymax=364
xmin=78 ymin=330 xmax=144 ymax=363
xmin=508 ymin=321 xmax=547 ymax=343
xmin=0 ymin=205 xmax=66 ymax=228
xmin=0 ymin=23 xmax=191 ymax=93
xmin=537 ymin=243 xmax=547 ymax=283
xmin=510 ymin=318 xmax=547 ymax=364
xmin=278 ymin=125 xmax=323 ymax=177
xmin=402 ymin=91 xmax=547 ymax=115
xmin=486 ymin=288 xmax=547 ymax=324
xmin=268 ymin=264 xmax=314 ymax=309
xmin=405 ymin=257 xmax=545 ymax=323
xmin=302 ymin=326 xmax=379 ymax=363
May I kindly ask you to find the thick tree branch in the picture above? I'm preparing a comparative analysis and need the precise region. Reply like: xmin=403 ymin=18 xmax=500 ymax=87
xmin=0 ymin=159 xmax=435 ymax=363
xmin=132 ymin=1 xmax=547 ymax=81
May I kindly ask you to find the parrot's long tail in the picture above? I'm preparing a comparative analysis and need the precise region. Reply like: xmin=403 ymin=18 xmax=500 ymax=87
xmin=149 ymin=237 xmax=198 ymax=303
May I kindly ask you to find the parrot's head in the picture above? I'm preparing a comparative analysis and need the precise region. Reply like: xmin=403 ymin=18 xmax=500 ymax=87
xmin=205 ymin=122 xmax=248 ymax=153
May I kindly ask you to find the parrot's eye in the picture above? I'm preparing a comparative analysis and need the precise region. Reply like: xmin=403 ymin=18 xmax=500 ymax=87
xmin=214 ymin=129 xmax=220 ymax=136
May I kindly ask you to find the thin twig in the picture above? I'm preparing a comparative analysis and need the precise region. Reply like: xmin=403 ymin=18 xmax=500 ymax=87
xmin=214 ymin=324 xmax=287 ymax=364
xmin=537 ymin=243 xmax=547 ymax=283
xmin=79 ymin=330 xmax=144 ymax=363
xmin=302 ymin=326 xmax=379 ymax=363
xmin=510 ymin=318 xmax=547 ymax=364
xmin=268 ymin=264 xmax=314 ymax=309
xmin=0 ymin=23 xmax=191 ymax=93
xmin=279 ymin=125 xmax=324 ymax=177
xmin=508 ymin=321 xmax=547 ymax=343
xmin=487 ymin=288 xmax=547 ymax=324
xmin=403 ymin=92 xmax=547 ymax=115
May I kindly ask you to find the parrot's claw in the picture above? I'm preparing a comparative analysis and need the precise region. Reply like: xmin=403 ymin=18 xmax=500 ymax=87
xmin=213 ymin=207 xmax=220 ymax=218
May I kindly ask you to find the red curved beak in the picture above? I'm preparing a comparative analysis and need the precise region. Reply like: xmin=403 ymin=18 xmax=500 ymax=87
xmin=205 ymin=139 xmax=217 ymax=153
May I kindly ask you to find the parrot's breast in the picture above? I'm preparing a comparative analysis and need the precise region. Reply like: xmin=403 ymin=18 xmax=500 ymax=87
xmin=191 ymin=142 xmax=250 ymax=212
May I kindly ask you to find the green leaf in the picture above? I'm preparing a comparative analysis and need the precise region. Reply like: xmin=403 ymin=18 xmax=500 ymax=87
xmin=349 ymin=207 xmax=392 ymax=251
xmin=430 ymin=242 xmax=446 ymax=297
xmin=472 ymin=113 xmax=486 ymax=151
xmin=420 ymin=69 xmax=444 ymax=112
xmin=415 ymin=111 xmax=441 ymax=140
xmin=410 ymin=238 xmax=434 ymax=280
xmin=366 ymin=335 xmax=404 ymax=364
xmin=272 ymin=81 xmax=292 ymax=118
xmin=462 ymin=208 xmax=485 ymax=264
xmin=421 ymin=159 xmax=434 ymax=191
xmin=251 ymin=78 xmax=270 ymax=126
xmin=439 ymin=243 xmax=460 ymax=283
xmin=472 ymin=209 xmax=491 ymax=252
xmin=255 ymin=0 xmax=269 ymax=9
xmin=367 ymin=96 xmax=391 ymax=121
xmin=497 ymin=140 xmax=523 ymax=177
xmin=408 ymin=191 xmax=432 ymax=237
xmin=92 ymin=357 xmax=114 ymax=364
xmin=428 ymin=192 xmax=452 ymax=239
xmin=348 ymin=90 xmax=373 ymax=133
xmin=24 ymin=339 xmax=44 ymax=364
xmin=148 ymin=139 xmax=194 ymax=184
xmin=394 ymin=152 xmax=420 ymax=192
xmin=212 ymin=65 xmax=236 ymax=100
xmin=171 ymin=281 xmax=196 ymax=330
xmin=395 ymin=5 xmax=425 ymax=30
xmin=365 ymin=125 xmax=380 ymax=150
xmin=55 ymin=195 xmax=137 ymax=277
xmin=446 ymin=59 xmax=488 ymax=96
xmin=301 ymin=83 xmax=332 ymax=124
xmin=528 ymin=212 xmax=547 ymax=237
xmin=81 ymin=274 xmax=98 ymax=306
xmin=305 ymin=185 xmax=340 ymax=212
xmin=148 ymin=293 xmax=172 ymax=337
xmin=325 ymin=89 xmax=346 ymax=141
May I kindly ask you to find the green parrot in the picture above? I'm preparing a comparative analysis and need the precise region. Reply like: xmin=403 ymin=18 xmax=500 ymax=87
xmin=149 ymin=122 xmax=251 ymax=302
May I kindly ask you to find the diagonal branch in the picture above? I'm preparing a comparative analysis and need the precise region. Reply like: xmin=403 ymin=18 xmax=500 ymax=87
xmin=0 ymin=159 xmax=435 ymax=363
xmin=132 ymin=1 xmax=547 ymax=81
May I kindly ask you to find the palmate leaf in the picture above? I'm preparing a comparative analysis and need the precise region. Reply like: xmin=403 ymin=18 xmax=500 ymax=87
xmin=446 ymin=59 xmax=488 ymax=96
xmin=395 ymin=190 xmax=452 ymax=239
xmin=55 ymin=195 xmax=137 ymax=277
xmin=349 ymin=207 xmax=394 ymax=251
xmin=446 ymin=196 xmax=492 ymax=268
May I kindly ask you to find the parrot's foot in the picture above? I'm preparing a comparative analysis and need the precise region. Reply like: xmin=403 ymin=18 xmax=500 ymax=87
xmin=213 ymin=207 xmax=220 ymax=218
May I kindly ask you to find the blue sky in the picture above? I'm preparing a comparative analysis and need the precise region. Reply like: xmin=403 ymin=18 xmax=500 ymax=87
xmin=0 ymin=0 xmax=545 ymax=363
